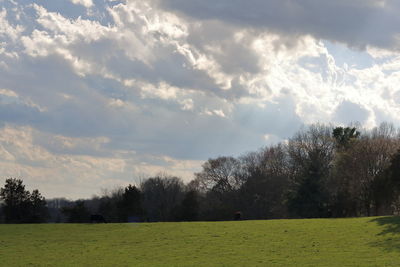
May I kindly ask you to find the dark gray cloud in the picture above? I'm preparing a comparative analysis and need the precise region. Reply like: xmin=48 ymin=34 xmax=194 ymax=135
xmin=185 ymin=20 xmax=262 ymax=75
xmin=160 ymin=0 xmax=400 ymax=50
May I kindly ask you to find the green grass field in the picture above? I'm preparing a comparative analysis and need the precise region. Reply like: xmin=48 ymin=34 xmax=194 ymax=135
xmin=1 ymin=216 xmax=400 ymax=266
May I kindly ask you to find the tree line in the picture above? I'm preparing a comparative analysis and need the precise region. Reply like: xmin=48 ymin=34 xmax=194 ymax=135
xmin=1 ymin=123 xmax=400 ymax=223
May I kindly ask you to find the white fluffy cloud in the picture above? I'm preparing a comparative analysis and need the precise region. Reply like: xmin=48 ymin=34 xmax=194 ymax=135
xmin=71 ymin=0 xmax=93 ymax=8
xmin=1 ymin=0 xmax=400 ymax=198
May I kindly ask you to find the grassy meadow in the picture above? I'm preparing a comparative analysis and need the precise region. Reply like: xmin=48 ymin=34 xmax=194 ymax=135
xmin=1 ymin=216 xmax=400 ymax=266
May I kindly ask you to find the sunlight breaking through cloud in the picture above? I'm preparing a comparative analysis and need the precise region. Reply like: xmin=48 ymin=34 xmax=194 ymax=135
xmin=1 ymin=0 xmax=400 ymax=198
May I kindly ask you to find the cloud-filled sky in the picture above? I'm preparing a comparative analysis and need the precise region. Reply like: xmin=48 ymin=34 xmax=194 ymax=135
xmin=1 ymin=0 xmax=400 ymax=199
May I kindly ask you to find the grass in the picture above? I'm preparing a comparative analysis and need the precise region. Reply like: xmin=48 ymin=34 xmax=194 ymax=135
xmin=1 ymin=216 xmax=400 ymax=266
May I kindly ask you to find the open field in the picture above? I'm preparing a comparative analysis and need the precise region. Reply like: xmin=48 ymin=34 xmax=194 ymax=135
xmin=1 ymin=217 xmax=400 ymax=266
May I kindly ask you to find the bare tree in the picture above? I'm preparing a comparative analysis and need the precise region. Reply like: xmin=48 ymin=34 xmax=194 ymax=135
xmin=287 ymin=124 xmax=335 ymax=218
xmin=330 ymin=123 xmax=400 ymax=216
xmin=194 ymin=156 xmax=243 ymax=193
xmin=141 ymin=174 xmax=185 ymax=221
xmin=239 ymin=144 xmax=290 ymax=219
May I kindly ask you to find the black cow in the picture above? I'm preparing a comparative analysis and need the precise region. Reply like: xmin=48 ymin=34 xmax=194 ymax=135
xmin=234 ymin=211 xmax=242 ymax=220
xmin=90 ymin=214 xmax=107 ymax=223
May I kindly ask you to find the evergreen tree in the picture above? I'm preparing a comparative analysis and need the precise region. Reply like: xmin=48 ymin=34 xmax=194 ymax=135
xmin=0 ymin=178 xmax=48 ymax=223
xmin=117 ymin=185 xmax=143 ymax=222
xmin=29 ymin=189 xmax=48 ymax=223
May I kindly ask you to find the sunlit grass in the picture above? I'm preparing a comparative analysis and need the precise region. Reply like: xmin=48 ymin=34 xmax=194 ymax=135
xmin=1 ymin=217 xmax=400 ymax=266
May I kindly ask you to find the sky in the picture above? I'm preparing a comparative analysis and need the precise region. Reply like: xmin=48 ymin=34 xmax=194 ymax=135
xmin=1 ymin=0 xmax=400 ymax=199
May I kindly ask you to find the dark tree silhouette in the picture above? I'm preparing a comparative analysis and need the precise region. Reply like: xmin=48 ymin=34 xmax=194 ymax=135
xmin=288 ymin=163 xmax=329 ymax=218
xmin=4 ymin=123 xmax=400 ymax=224
xmin=179 ymin=190 xmax=199 ymax=221
xmin=28 ymin=189 xmax=48 ymax=223
xmin=383 ymin=149 xmax=400 ymax=213
xmin=117 ymin=184 xmax=143 ymax=222
xmin=62 ymin=200 xmax=90 ymax=223
xmin=0 ymin=178 xmax=29 ymax=223
xmin=0 ymin=178 xmax=48 ymax=223
xmin=141 ymin=175 xmax=185 ymax=222
xmin=287 ymin=125 xmax=333 ymax=218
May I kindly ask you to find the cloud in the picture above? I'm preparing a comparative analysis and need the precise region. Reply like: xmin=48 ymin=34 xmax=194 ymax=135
xmin=160 ymin=0 xmax=400 ymax=50
xmin=71 ymin=0 xmax=93 ymax=8
xmin=333 ymin=100 xmax=370 ymax=125
xmin=1 ymin=0 xmax=400 ymax=198
xmin=0 ymin=125 xmax=202 ymax=199
xmin=0 ymin=8 xmax=23 ymax=41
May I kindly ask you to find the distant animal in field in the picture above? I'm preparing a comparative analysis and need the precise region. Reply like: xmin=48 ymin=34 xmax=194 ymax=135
xmin=234 ymin=211 xmax=242 ymax=220
xmin=90 ymin=214 xmax=107 ymax=223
